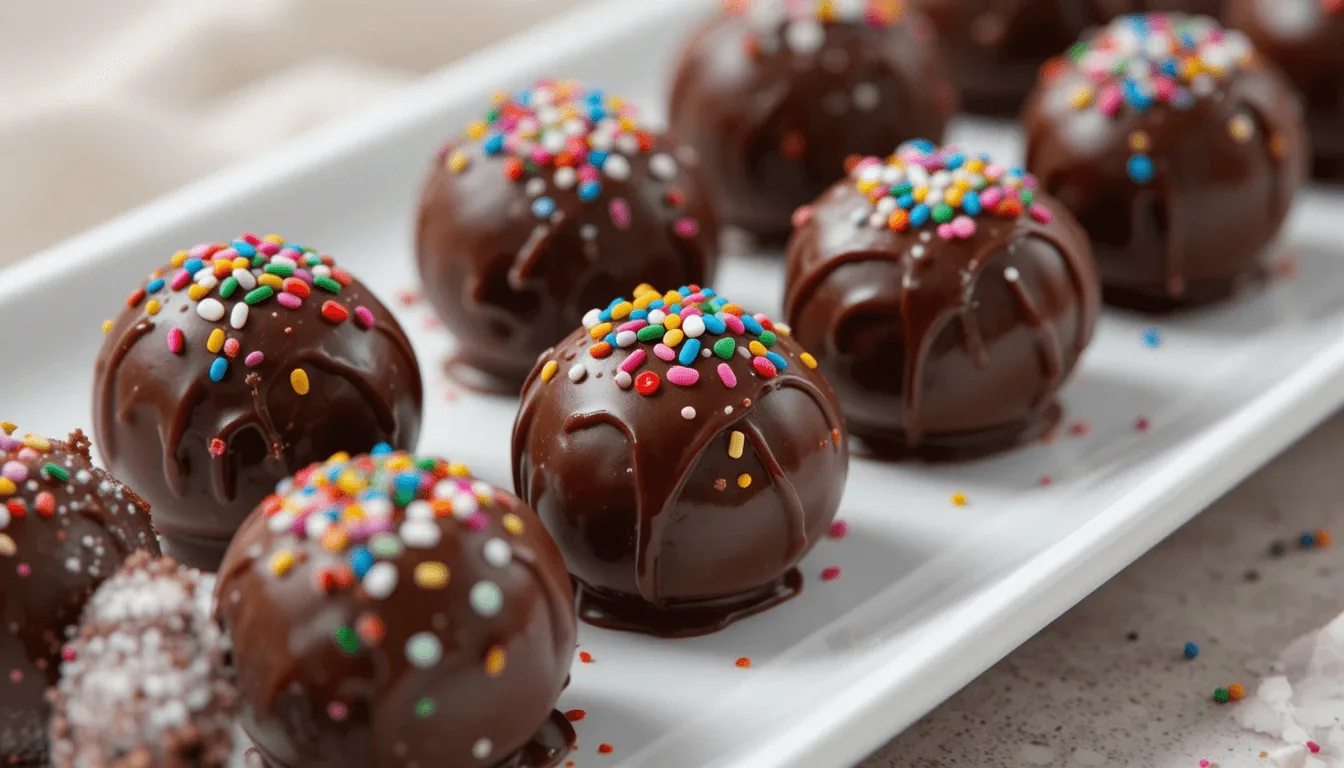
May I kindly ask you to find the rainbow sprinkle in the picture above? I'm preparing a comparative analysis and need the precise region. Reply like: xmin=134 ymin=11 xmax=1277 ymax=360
xmin=726 ymin=0 xmax=906 ymax=41
xmin=842 ymin=140 xmax=1052 ymax=241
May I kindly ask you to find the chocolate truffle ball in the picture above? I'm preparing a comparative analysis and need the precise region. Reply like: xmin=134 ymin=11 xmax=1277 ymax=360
xmin=784 ymin=142 xmax=1100 ymax=459
xmin=1024 ymin=13 xmax=1308 ymax=310
xmin=416 ymin=80 xmax=718 ymax=395
xmin=49 ymin=553 xmax=237 ymax=768
xmin=94 ymin=233 xmax=423 ymax=570
xmin=513 ymin=284 xmax=848 ymax=637
xmin=215 ymin=448 xmax=576 ymax=768
xmin=1226 ymin=0 xmax=1344 ymax=180
xmin=0 ymin=428 xmax=159 ymax=765
xmin=668 ymin=1 xmax=956 ymax=247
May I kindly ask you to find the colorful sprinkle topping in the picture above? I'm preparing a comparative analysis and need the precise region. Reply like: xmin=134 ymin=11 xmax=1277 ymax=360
xmin=1053 ymin=14 xmax=1255 ymax=118
xmin=726 ymin=0 xmax=906 ymax=43
xmin=845 ymin=140 xmax=1052 ymax=241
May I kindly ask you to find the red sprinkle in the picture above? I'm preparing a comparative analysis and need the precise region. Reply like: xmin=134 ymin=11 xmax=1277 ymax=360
xmin=6 ymin=499 xmax=26 ymax=518
xmin=330 ymin=268 xmax=354 ymax=287
xmin=828 ymin=520 xmax=848 ymax=539
xmin=1135 ymin=417 xmax=1150 ymax=432
xmin=321 ymin=301 xmax=349 ymax=324
xmin=1308 ymin=741 xmax=1320 ymax=754
xmin=1038 ymin=475 xmax=1053 ymax=486
xmin=35 ymin=492 xmax=55 ymax=518
xmin=223 ymin=338 xmax=241 ymax=359
xmin=821 ymin=566 xmax=841 ymax=581
xmin=792 ymin=205 xmax=815 ymax=228
xmin=752 ymin=356 xmax=777 ymax=378
xmin=126 ymin=287 xmax=146 ymax=308
xmin=61 ymin=646 xmax=77 ymax=663
xmin=282 ymin=277 xmax=310 ymax=298
xmin=209 ymin=438 xmax=226 ymax=456
xmin=635 ymin=371 xmax=661 ymax=396
xmin=1069 ymin=421 xmax=1090 ymax=437
xmin=598 ymin=744 xmax=614 ymax=755
xmin=504 ymin=157 xmax=525 ymax=181
xmin=735 ymin=657 xmax=752 ymax=668
xmin=564 ymin=709 xmax=587 ymax=722
xmin=579 ymin=651 xmax=593 ymax=664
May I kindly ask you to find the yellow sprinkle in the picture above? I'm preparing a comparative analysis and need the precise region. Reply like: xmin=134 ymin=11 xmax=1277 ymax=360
xmin=342 ymin=504 xmax=365 ymax=521
xmin=663 ymin=290 xmax=682 ymax=306
xmin=415 ymin=562 xmax=450 ymax=590
xmin=633 ymin=293 xmax=658 ymax=310
xmin=1270 ymin=133 xmax=1288 ymax=159
xmin=1069 ymin=86 xmax=1093 ymax=109
xmin=0 ymin=534 xmax=14 ymax=557
xmin=913 ymin=185 xmax=928 ymax=203
xmin=465 ymin=120 xmax=488 ymax=140
xmin=270 ymin=550 xmax=297 ymax=576
xmin=818 ymin=0 xmax=837 ymax=22
xmin=101 ymin=320 xmax=113 ymax=334
xmin=663 ymin=329 xmax=685 ymax=347
xmin=449 ymin=462 xmax=471 ymax=477
xmin=336 ymin=470 xmax=366 ymax=496
xmin=945 ymin=188 xmax=964 ymax=207
xmin=1128 ymin=131 xmax=1150 ymax=152
xmin=385 ymin=455 xmax=412 ymax=471
xmin=491 ymin=90 xmax=509 ymax=105
xmin=589 ymin=322 xmax=613 ymax=339
xmin=484 ymin=646 xmax=507 ymax=678
xmin=610 ymin=301 xmax=633 ymax=320
xmin=541 ymin=360 xmax=559 ymax=383
xmin=232 ymin=257 xmax=251 ymax=270
xmin=258 ymin=273 xmax=283 ymax=289
xmin=857 ymin=179 xmax=879 ymax=195
xmin=801 ymin=352 xmax=818 ymax=369
xmin=328 ymin=451 xmax=351 ymax=464
xmin=23 ymin=434 xmax=50 ymax=452
xmin=290 ymin=368 xmax=311 ymax=396
xmin=663 ymin=314 xmax=681 ymax=330
xmin=447 ymin=150 xmax=470 ymax=174
xmin=633 ymin=283 xmax=657 ymax=297
xmin=187 ymin=284 xmax=209 ymax=301
xmin=170 ymin=250 xmax=188 ymax=268
xmin=729 ymin=431 xmax=745 ymax=459
xmin=263 ymin=234 xmax=286 ymax=245
xmin=966 ymin=159 xmax=985 ymax=174
xmin=206 ymin=328 xmax=225 ymax=354
xmin=951 ymin=492 xmax=968 ymax=507
xmin=145 ymin=300 xmax=161 ymax=316
xmin=321 ymin=527 xmax=349 ymax=552
xmin=0 ymin=422 xmax=15 ymax=436
xmin=1228 ymin=114 xmax=1254 ymax=143
xmin=0 ymin=478 xmax=15 ymax=496
xmin=618 ymin=116 xmax=637 ymax=132
xmin=502 ymin=513 xmax=525 ymax=535
xmin=737 ymin=473 xmax=752 ymax=489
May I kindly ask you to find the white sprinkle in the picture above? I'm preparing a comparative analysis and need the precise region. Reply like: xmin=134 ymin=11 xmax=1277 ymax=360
xmin=582 ymin=308 xmax=602 ymax=329
xmin=580 ymin=224 xmax=599 ymax=241
xmin=193 ymin=270 xmax=216 ymax=285
xmin=785 ymin=19 xmax=826 ymax=54
xmin=405 ymin=500 xmax=434 ymax=520
xmin=472 ymin=739 xmax=493 ymax=760
xmin=0 ymin=507 xmax=9 ymax=530
xmin=363 ymin=497 xmax=393 ymax=518
xmin=1004 ymin=267 xmax=1021 ymax=282
xmin=452 ymin=492 xmax=478 ymax=519
xmin=196 ymin=299 xmax=225 ymax=322
xmin=615 ymin=370 xmax=633 ymax=389
xmin=232 ymin=268 xmax=257 ymax=291
xmin=266 ymin=512 xmax=292 ymax=533
xmin=312 ymin=265 xmax=332 ymax=278
xmin=681 ymin=406 xmax=696 ymax=420
xmin=649 ymin=153 xmax=678 ymax=181
xmin=554 ymin=167 xmax=577 ymax=190
xmin=405 ymin=632 xmax=442 ymax=668
xmin=724 ymin=405 xmax=734 ymax=415
xmin=362 ymin=562 xmax=398 ymax=600
xmin=525 ymin=177 xmax=547 ymax=197
xmin=647 ymin=309 xmax=667 ymax=325
xmin=483 ymin=538 xmax=513 ymax=567
xmin=400 ymin=519 xmax=441 ymax=549
xmin=272 ymin=255 xmax=297 ymax=268
xmin=304 ymin=515 xmax=330 ymax=540
xmin=852 ymin=83 xmax=881 ymax=112
xmin=470 ymin=581 xmax=504 ymax=616
xmin=541 ymin=131 xmax=566 ymax=155
xmin=230 ymin=302 xmax=249 ymax=330
xmin=604 ymin=154 xmax=632 ymax=181
xmin=568 ymin=364 xmax=587 ymax=383
xmin=616 ymin=331 xmax=638 ymax=348
xmin=683 ymin=315 xmax=706 ymax=338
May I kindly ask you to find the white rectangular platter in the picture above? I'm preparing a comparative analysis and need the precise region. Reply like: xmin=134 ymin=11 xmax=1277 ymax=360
xmin=6 ymin=1 xmax=1344 ymax=766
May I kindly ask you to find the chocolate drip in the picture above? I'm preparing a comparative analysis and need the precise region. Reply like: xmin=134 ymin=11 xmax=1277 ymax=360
xmin=1005 ymin=270 xmax=1064 ymax=408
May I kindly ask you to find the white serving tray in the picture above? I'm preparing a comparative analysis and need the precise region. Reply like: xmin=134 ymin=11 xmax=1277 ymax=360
xmin=6 ymin=1 xmax=1344 ymax=766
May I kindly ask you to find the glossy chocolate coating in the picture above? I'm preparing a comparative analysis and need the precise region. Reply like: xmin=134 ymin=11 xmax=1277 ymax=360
xmin=784 ymin=171 xmax=1099 ymax=459
xmin=93 ymin=239 xmax=423 ymax=571
xmin=215 ymin=453 xmax=576 ymax=768
xmin=668 ymin=5 xmax=955 ymax=247
xmin=1226 ymin=0 xmax=1344 ymax=181
xmin=1023 ymin=16 xmax=1308 ymax=310
xmin=512 ymin=288 xmax=849 ymax=637
xmin=0 ymin=430 xmax=159 ymax=765
xmin=416 ymin=86 xmax=718 ymax=396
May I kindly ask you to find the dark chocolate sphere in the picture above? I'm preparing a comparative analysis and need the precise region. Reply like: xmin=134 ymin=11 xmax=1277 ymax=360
xmin=215 ymin=449 xmax=576 ymax=768
xmin=512 ymin=284 xmax=849 ymax=637
xmin=49 ymin=553 xmax=237 ymax=768
xmin=416 ymin=80 xmax=718 ymax=395
xmin=93 ymin=234 xmax=423 ymax=570
xmin=785 ymin=142 xmax=1100 ymax=459
xmin=0 ymin=428 xmax=159 ymax=765
xmin=668 ymin=1 xmax=955 ymax=247
xmin=1023 ymin=13 xmax=1308 ymax=310
xmin=1226 ymin=0 xmax=1344 ymax=180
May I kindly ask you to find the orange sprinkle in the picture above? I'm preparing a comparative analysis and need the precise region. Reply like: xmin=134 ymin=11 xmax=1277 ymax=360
xmin=1228 ymin=683 xmax=1245 ymax=701
xmin=735 ymin=657 xmax=752 ymax=668
xmin=1316 ymin=529 xmax=1332 ymax=547
xmin=484 ymin=646 xmax=507 ymax=678
xmin=598 ymin=744 xmax=614 ymax=755
xmin=564 ymin=709 xmax=587 ymax=722
xmin=579 ymin=651 xmax=593 ymax=663
xmin=951 ymin=493 xmax=968 ymax=506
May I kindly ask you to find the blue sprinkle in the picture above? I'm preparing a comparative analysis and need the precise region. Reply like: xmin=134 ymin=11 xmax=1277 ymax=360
xmin=184 ymin=258 xmax=205 ymax=275
xmin=678 ymin=286 xmax=691 ymax=295
xmin=1159 ymin=59 xmax=1178 ymax=78
xmin=607 ymin=297 xmax=624 ymax=310
xmin=323 ymin=508 xmax=341 ymax=522
xmin=589 ymin=150 xmax=609 ymax=168
xmin=146 ymin=278 xmax=165 ymax=294
xmin=350 ymin=547 xmax=375 ymax=579
xmin=598 ymin=310 xmax=613 ymax=323
xmin=765 ymin=351 xmax=788 ymax=370
xmin=702 ymin=288 xmax=716 ymax=298
xmin=585 ymin=90 xmax=604 ymax=105
xmin=1141 ymin=328 xmax=1162 ymax=348
xmin=945 ymin=153 xmax=964 ymax=171
xmin=532 ymin=197 xmax=557 ymax=219
xmin=1183 ymin=642 xmax=1200 ymax=660
xmin=741 ymin=315 xmax=763 ymax=335
xmin=232 ymin=241 xmax=257 ymax=258
xmin=909 ymin=138 xmax=936 ymax=153
xmin=630 ymin=309 xmax=648 ymax=321
xmin=896 ymin=193 xmax=916 ymax=209
xmin=604 ymin=332 xmax=617 ymax=346
xmin=483 ymin=133 xmax=505 ymax=155
xmin=1123 ymin=79 xmax=1153 ymax=111
xmin=962 ymin=192 xmax=982 ymax=216
xmin=1127 ymin=155 xmax=1155 ymax=184
xmin=395 ymin=473 xmax=419 ymax=491
xmin=648 ymin=300 xmax=665 ymax=310
xmin=517 ymin=89 xmax=533 ymax=106
xmin=208 ymin=357 xmax=228 ymax=382
xmin=371 ymin=442 xmax=392 ymax=456
xmin=667 ymin=304 xmax=682 ymax=315
xmin=299 ymin=486 xmax=318 ymax=497
xmin=578 ymin=181 xmax=601 ymax=202
xmin=587 ymin=106 xmax=606 ymax=122
xmin=909 ymin=204 xmax=931 ymax=227
xmin=703 ymin=314 xmax=726 ymax=335
xmin=1300 ymin=531 xmax=1316 ymax=548
xmin=679 ymin=339 xmax=701 ymax=366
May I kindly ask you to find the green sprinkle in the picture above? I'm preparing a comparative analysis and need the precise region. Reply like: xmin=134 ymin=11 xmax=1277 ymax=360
xmin=244 ymin=286 xmax=275 ymax=305
xmin=1213 ymin=687 xmax=1230 ymax=704
xmin=314 ymin=276 xmax=342 ymax=294
xmin=891 ymin=183 xmax=913 ymax=196
xmin=416 ymin=457 xmax=437 ymax=470
xmin=265 ymin=263 xmax=294 ymax=277
xmin=713 ymin=338 xmax=736 ymax=360
xmin=219 ymin=276 xmax=239 ymax=299
xmin=395 ymin=487 xmax=416 ymax=507
xmin=415 ymin=698 xmax=436 ymax=717
xmin=335 ymin=626 xmax=359 ymax=654
xmin=758 ymin=330 xmax=777 ymax=347
xmin=932 ymin=203 xmax=955 ymax=224
xmin=1021 ymin=190 xmax=1035 ymax=206
xmin=370 ymin=532 xmax=402 ymax=558
xmin=250 ymin=253 xmax=266 ymax=269
xmin=636 ymin=324 xmax=665 ymax=342
xmin=1068 ymin=41 xmax=1089 ymax=61
xmin=41 ymin=463 xmax=69 ymax=483
xmin=304 ymin=254 xmax=323 ymax=267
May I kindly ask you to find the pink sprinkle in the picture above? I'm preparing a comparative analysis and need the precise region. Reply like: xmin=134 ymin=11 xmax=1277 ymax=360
xmin=610 ymin=199 xmax=631 ymax=229
xmin=679 ymin=307 xmax=703 ymax=318
xmin=16 ymin=564 xmax=30 ymax=577
xmin=828 ymin=520 xmax=848 ymax=539
xmin=61 ymin=646 xmax=76 ymax=663
xmin=354 ymin=306 xmax=375 ymax=329
xmin=166 ymin=328 xmax=184 ymax=355
xmin=684 ymin=293 xmax=706 ymax=304
xmin=171 ymin=269 xmax=192 ymax=290
xmin=1098 ymin=85 xmax=1123 ymax=117
xmin=188 ymin=244 xmax=212 ymax=259
xmin=277 ymin=292 xmax=302 ymax=309
xmin=278 ymin=247 xmax=303 ymax=261
xmin=1028 ymin=203 xmax=1053 ymax=224
xmin=792 ymin=205 xmax=815 ymax=228
xmin=654 ymin=343 xmax=676 ymax=361
xmin=617 ymin=319 xmax=648 ymax=334
xmin=722 ymin=314 xmax=745 ymax=335
xmin=619 ymin=349 xmax=647 ymax=373
xmin=674 ymin=218 xmax=700 ymax=239
xmin=294 ymin=268 xmax=314 ymax=284
xmin=1039 ymin=475 xmax=1053 ymax=486
xmin=530 ymin=146 xmax=551 ymax=166
xmin=1 ymin=462 xmax=25 ymax=483
xmin=951 ymin=215 xmax=977 ymax=238
xmin=245 ymin=351 xmax=265 ymax=367
xmin=752 ymin=356 xmax=778 ymax=378
xmin=1135 ymin=416 xmax=1150 ymax=432
xmin=718 ymin=363 xmax=737 ymax=388
xmin=984 ymin=163 xmax=1004 ymax=178
xmin=667 ymin=366 xmax=699 ymax=386
xmin=979 ymin=187 xmax=1004 ymax=209
xmin=214 ymin=247 xmax=239 ymax=262
xmin=821 ymin=566 xmax=841 ymax=581
xmin=258 ymin=241 xmax=281 ymax=256
xmin=1199 ymin=761 xmax=1210 ymax=768
xmin=936 ymin=223 xmax=956 ymax=240
xmin=223 ymin=338 xmax=241 ymax=358
xmin=1308 ymin=742 xmax=1320 ymax=754
xmin=578 ymin=165 xmax=601 ymax=183
xmin=9 ymin=670 xmax=21 ymax=683
xmin=466 ymin=512 xmax=489 ymax=532
xmin=240 ymin=232 xmax=262 ymax=246
xmin=1155 ymin=76 xmax=1177 ymax=103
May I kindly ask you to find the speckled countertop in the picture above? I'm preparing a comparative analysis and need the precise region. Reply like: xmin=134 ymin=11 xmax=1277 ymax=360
xmin=863 ymin=410 xmax=1344 ymax=768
